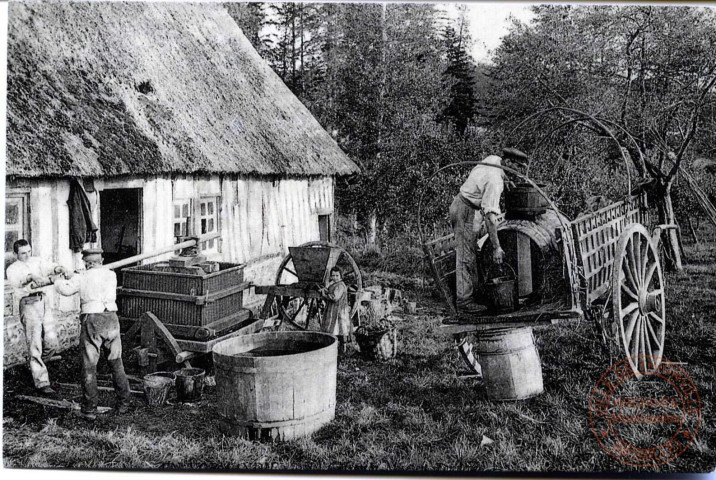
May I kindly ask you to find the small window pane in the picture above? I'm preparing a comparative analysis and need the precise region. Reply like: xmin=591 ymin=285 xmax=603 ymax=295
xmin=6 ymin=204 xmax=19 ymax=225
xmin=208 ymin=218 xmax=214 ymax=232
xmin=181 ymin=224 xmax=186 ymax=236
xmin=201 ymin=219 xmax=207 ymax=233
xmin=209 ymin=239 xmax=215 ymax=249
xmin=208 ymin=202 xmax=214 ymax=215
xmin=201 ymin=203 xmax=206 ymax=216
xmin=174 ymin=205 xmax=180 ymax=218
xmin=183 ymin=204 xmax=189 ymax=217
xmin=6 ymin=231 xmax=18 ymax=252
xmin=174 ymin=223 xmax=181 ymax=237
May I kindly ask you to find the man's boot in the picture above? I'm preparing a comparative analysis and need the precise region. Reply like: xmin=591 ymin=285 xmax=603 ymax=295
xmin=82 ymin=363 xmax=100 ymax=416
xmin=109 ymin=358 xmax=132 ymax=413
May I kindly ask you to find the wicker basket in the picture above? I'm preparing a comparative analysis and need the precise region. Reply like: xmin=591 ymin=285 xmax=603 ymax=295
xmin=355 ymin=327 xmax=398 ymax=361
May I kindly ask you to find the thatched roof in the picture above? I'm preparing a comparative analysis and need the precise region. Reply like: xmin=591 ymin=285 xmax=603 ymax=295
xmin=7 ymin=1 xmax=359 ymax=178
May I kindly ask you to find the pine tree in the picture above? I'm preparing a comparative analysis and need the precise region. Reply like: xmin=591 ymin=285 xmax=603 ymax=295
xmin=440 ymin=16 xmax=478 ymax=135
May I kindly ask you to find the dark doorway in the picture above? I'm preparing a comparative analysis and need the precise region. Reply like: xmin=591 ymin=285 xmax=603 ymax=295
xmin=99 ymin=188 xmax=142 ymax=269
xmin=318 ymin=214 xmax=332 ymax=243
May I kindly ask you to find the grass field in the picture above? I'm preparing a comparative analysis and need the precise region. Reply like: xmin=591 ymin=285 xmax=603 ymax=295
xmin=3 ymin=229 xmax=715 ymax=473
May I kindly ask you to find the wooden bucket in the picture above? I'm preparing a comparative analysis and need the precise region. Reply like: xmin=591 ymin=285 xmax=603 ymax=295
xmin=474 ymin=327 xmax=543 ymax=401
xmin=143 ymin=372 xmax=175 ymax=406
xmin=484 ymin=276 xmax=517 ymax=312
xmin=212 ymin=331 xmax=337 ymax=441
xmin=505 ymin=183 xmax=549 ymax=219
xmin=175 ymin=367 xmax=206 ymax=403
xmin=355 ymin=327 xmax=398 ymax=361
xmin=484 ymin=264 xmax=518 ymax=312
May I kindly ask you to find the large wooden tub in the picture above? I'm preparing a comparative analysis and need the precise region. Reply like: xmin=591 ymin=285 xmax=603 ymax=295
xmin=212 ymin=331 xmax=337 ymax=441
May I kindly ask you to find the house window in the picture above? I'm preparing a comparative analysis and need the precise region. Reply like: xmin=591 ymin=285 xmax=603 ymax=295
xmin=318 ymin=214 xmax=332 ymax=243
xmin=197 ymin=197 xmax=219 ymax=252
xmin=173 ymin=200 xmax=192 ymax=240
xmin=5 ymin=194 xmax=30 ymax=253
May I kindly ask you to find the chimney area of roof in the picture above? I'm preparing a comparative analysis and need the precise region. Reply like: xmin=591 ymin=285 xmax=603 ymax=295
xmin=136 ymin=80 xmax=154 ymax=95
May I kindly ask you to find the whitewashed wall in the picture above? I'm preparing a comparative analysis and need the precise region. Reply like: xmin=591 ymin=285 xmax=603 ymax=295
xmin=175 ymin=174 xmax=335 ymax=306
xmin=4 ymin=174 xmax=335 ymax=366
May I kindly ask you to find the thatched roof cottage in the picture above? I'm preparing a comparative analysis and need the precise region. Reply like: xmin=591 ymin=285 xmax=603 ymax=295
xmin=4 ymin=1 xmax=358 ymax=366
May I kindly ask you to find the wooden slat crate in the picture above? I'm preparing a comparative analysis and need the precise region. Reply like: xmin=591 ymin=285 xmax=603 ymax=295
xmin=118 ymin=261 xmax=247 ymax=327
xmin=123 ymin=262 xmax=244 ymax=295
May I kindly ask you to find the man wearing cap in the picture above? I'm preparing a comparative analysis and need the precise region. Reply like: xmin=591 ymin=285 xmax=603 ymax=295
xmin=55 ymin=248 xmax=131 ymax=420
xmin=449 ymin=148 xmax=528 ymax=313
xmin=6 ymin=239 xmax=67 ymax=394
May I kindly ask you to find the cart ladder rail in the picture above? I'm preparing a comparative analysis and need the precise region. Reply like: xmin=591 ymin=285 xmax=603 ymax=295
xmin=570 ymin=194 xmax=648 ymax=305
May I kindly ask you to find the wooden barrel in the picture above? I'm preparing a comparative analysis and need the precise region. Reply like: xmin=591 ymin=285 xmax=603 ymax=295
xmin=474 ymin=327 xmax=543 ymax=400
xmin=481 ymin=209 xmax=570 ymax=302
xmin=212 ymin=331 xmax=337 ymax=441
xmin=505 ymin=183 xmax=549 ymax=219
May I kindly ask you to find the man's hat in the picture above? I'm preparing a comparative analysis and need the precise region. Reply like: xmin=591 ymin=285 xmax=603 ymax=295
xmin=82 ymin=248 xmax=103 ymax=259
xmin=502 ymin=147 xmax=529 ymax=166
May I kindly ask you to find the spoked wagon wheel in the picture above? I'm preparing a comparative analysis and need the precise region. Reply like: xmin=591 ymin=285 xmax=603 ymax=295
xmin=611 ymin=224 xmax=666 ymax=378
xmin=275 ymin=241 xmax=363 ymax=330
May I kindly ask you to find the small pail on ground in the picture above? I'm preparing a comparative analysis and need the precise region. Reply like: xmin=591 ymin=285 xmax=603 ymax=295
xmin=474 ymin=327 xmax=543 ymax=401
xmin=175 ymin=367 xmax=206 ymax=403
xmin=355 ymin=327 xmax=398 ymax=361
xmin=143 ymin=371 xmax=175 ymax=406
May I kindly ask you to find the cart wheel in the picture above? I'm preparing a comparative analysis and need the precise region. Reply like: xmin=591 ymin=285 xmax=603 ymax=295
xmin=612 ymin=224 xmax=666 ymax=378
xmin=275 ymin=241 xmax=362 ymax=330
xmin=278 ymin=296 xmax=323 ymax=330
xmin=454 ymin=334 xmax=481 ymax=376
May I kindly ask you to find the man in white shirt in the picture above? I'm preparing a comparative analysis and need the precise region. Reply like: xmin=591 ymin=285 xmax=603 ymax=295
xmin=5 ymin=239 xmax=67 ymax=394
xmin=55 ymin=248 xmax=131 ymax=420
xmin=449 ymin=148 xmax=528 ymax=313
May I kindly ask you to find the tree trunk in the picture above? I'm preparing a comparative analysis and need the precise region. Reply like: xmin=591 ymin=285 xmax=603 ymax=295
xmin=656 ymin=182 xmax=683 ymax=272
xmin=366 ymin=210 xmax=378 ymax=251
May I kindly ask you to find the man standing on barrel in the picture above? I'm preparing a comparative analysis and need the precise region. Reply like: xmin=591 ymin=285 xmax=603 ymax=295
xmin=450 ymin=148 xmax=528 ymax=313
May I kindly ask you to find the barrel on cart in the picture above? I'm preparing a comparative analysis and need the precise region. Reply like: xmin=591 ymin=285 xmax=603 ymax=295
xmin=419 ymin=160 xmax=670 ymax=399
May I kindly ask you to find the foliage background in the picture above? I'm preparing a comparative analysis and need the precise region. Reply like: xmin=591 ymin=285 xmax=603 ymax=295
xmin=225 ymin=2 xmax=716 ymax=248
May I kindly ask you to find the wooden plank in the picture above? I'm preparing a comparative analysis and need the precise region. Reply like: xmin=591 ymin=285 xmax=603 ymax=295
xmin=202 ymin=309 xmax=253 ymax=336
xmin=15 ymin=395 xmax=112 ymax=413
xmin=253 ymin=285 xmax=322 ymax=298
xmin=56 ymin=382 xmax=144 ymax=396
xmin=117 ymin=287 xmax=201 ymax=303
xmin=206 ymin=282 xmax=253 ymax=302
xmin=440 ymin=319 xmax=560 ymax=334
xmin=517 ymin=233 xmax=532 ymax=295
xmin=176 ymin=319 xmax=264 ymax=353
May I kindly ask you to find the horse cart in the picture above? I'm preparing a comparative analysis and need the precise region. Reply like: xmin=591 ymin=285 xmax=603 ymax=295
xmin=419 ymin=163 xmax=671 ymax=380
xmin=254 ymin=241 xmax=365 ymax=330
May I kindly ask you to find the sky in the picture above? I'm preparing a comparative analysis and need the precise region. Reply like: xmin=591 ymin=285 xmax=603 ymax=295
xmin=441 ymin=2 xmax=535 ymax=63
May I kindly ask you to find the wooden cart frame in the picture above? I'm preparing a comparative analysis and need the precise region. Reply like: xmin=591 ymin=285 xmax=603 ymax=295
xmin=419 ymin=162 xmax=670 ymax=378
xmin=255 ymin=241 xmax=367 ymax=331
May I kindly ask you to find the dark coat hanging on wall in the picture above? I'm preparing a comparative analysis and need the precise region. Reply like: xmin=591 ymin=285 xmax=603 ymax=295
xmin=68 ymin=178 xmax=98 ymax=252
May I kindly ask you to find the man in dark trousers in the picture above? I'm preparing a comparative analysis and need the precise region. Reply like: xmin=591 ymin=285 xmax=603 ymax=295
xmin=55 ymin=248 xmax=131 ymax=420
xmin=450 ymin=148 xmax=528 ymax=313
